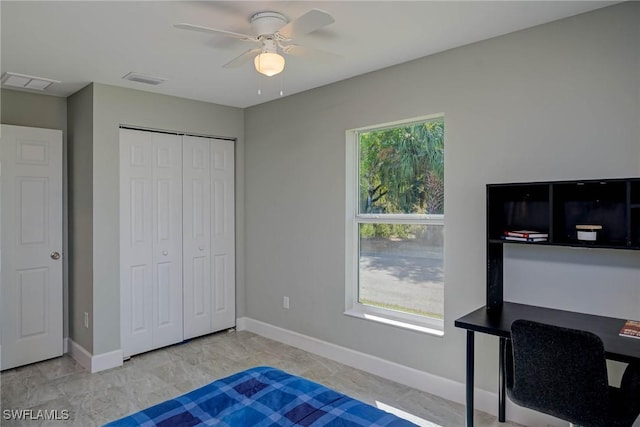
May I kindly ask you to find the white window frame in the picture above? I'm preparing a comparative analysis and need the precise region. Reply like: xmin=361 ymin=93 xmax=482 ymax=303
xmin=345 ymin=115 xmax=444 ymax=336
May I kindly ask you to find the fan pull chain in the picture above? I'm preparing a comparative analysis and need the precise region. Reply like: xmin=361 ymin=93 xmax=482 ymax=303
xmin=257 ymin=72 xmax=262 ymax=95
xmin=279 ymin=73 xmax=284 ymax=97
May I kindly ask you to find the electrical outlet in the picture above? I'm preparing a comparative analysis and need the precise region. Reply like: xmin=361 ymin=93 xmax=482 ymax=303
xmin=283 ymin=296 xmax=290 ymax=309
xmin=84 ymin=312 xmax=89 ymax=328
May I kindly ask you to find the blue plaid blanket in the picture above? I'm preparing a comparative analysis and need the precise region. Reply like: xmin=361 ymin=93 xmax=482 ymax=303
xmin=105 ymin=366 xmax=416 ymax=426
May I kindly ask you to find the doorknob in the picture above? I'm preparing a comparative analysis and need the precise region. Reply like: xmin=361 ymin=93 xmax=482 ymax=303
xmin=50 ymin=251 xmax=61 ymax=260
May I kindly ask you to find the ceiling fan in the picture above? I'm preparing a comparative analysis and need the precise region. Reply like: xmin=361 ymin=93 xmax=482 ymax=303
xmin=174 ymin=9 xmax=335 ymax=77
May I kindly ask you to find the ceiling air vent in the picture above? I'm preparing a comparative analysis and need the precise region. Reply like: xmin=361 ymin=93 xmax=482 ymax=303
xmin=1 ymin=72 xmax=60 ymax=91
xmin=122 ymin=72 xmax=167 ymax=86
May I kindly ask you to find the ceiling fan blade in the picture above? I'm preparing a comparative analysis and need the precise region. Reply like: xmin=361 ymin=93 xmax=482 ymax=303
xmin=223 ymin=48 xmax=261 ymax=68
xmin=174 ymin=23 xmax=257 ymax=42
xmin=282 ymin=44 xmax=340 ymax=62
xmin=277 ymin=9 xmax=334 ymax=39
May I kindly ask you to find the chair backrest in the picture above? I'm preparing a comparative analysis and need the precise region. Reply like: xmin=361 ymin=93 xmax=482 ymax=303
xmin=507 ymin=319 xmax=610 ymax=426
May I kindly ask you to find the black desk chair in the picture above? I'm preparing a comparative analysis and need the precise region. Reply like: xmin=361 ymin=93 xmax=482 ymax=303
xmin=505 ymin=319 xmax=640 ymax=427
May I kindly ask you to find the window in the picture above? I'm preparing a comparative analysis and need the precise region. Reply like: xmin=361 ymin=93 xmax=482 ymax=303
xmin=345 ymin=116 xmax=444 ymax=335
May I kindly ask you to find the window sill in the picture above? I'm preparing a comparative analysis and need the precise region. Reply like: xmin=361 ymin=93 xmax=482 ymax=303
xmin=344 ymin=309 xmax=444 ymax=337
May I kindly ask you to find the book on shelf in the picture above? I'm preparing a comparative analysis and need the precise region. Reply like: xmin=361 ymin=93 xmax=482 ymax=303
xmin=504 ymin=230 xmax=549 ymax=239
xmin=619 ymin=320 xmax=640 ymax=339
xmin=502 ymin=235 xmax=548 ymax=242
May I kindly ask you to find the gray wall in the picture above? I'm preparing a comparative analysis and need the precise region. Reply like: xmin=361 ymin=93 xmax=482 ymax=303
xmin=89 ymin=83 xmax=244 ymax=354
xmin=67 ymin=84 xmax=94 ymax=352
xmin=244 ymin=2 xmax=640 ymax=393
xmin=1 ymin=89 xmax=70 ymax=340
xmin=1 ymin=89 xmax=66 ymax=129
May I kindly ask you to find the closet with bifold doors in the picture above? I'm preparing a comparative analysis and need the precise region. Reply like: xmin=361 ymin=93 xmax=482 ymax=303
xmin=119 ymin=128 xmax=235 ymax=358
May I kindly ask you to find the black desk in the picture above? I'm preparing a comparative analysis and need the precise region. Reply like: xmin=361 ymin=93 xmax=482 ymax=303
xmin=454 ymin=302 xmax=640 ymax=427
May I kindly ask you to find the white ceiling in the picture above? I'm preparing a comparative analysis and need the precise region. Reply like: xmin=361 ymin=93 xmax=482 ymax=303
xmin=1 ymin=1 xmax=617 ymax=108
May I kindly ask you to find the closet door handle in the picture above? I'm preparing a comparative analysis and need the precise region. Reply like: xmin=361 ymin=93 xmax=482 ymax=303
xmin=50 ymin=251 xmax=61 ymax=260
xmin=198 ymin=246 xmax=205 ymax=251
xmin=162 ymin=250 xmax=168 ymax=256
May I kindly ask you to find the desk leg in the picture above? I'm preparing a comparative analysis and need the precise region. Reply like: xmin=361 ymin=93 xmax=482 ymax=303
xmin=466 ymin=330 xmax=474 ymax=427
xmin=498 ymin=337 xmax=506 ymax=422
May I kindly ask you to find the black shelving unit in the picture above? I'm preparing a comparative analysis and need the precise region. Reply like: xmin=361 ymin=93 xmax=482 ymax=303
xmin=486 ymin=177 xmax=640 ymax=309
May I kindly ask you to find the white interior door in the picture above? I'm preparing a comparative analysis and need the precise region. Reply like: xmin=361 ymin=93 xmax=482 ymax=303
xmin=121 ymin=129 xmax=235 ymax=352
xmin=120 ymin=129 xmax=182 ymax=357
xmin=183 ymin=136 xmax=235 ymax=338
xmin=1 ymin=124 xmax=63 ymax=370
xmin=182 ymin=136 xmax=212 ymax=339
xmin=120 ymin=129 xmax=153 ymax=356
xmin=151 ymin=133 xmax=183 ymax=349
xmin=210 ymin=139 xmax=235 ymax=330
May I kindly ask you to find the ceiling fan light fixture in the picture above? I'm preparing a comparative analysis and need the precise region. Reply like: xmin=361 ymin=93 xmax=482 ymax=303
xmin=254 ymin=52 xmax=285 ymax=77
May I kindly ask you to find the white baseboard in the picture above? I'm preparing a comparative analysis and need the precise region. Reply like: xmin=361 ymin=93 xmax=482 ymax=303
xmin=68 ymin=339 xmax=92 ymax=371
xmin=236 ymin=317 xmax=559 ymax=427
xmin=67 ymin=339 xmax=123 ymax=373
xmin=92 ymin=348 xmax=124 ymax=373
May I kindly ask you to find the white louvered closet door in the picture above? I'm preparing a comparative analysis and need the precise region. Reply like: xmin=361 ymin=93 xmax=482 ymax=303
xmin=120 ymin=129 xmax=183 ymax=357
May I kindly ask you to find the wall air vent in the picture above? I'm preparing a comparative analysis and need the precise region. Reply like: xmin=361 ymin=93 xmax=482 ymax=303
xmin=122 ymin=72 xmax=168 ymax=86
xmin=1 ymin=72 xmax=60 ymax=91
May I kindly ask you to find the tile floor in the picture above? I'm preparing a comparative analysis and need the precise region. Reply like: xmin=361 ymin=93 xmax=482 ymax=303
xmin=1 ymin=330 xmax=523 ymax=426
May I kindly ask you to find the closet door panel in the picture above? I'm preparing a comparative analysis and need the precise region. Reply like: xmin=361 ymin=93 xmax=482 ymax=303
xmin=182 ymin=135 xmax=212 ymax=339
xmin=211 ymin=140 xmax=236 ymax=329
xmin=151 ymin=134 xmax=183 ymax=348
xmin=120 ymin=129 xmax=154 ymax=357
xmin=121 ymin=130 xmax=236 ymax=353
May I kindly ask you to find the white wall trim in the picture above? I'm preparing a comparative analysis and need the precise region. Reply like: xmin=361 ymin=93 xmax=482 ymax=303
xmin=92 ymin=348 xmax=124 ymax=373
xmin=63 ymin=337 xmax=69 ymax=353
xmin=68 ymin=339 xmax=123 ymax=373
xmin=68 ymin=339 xmax=92 ymax=371
xmin=236 ymin=317 xmax=560 ymax=427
